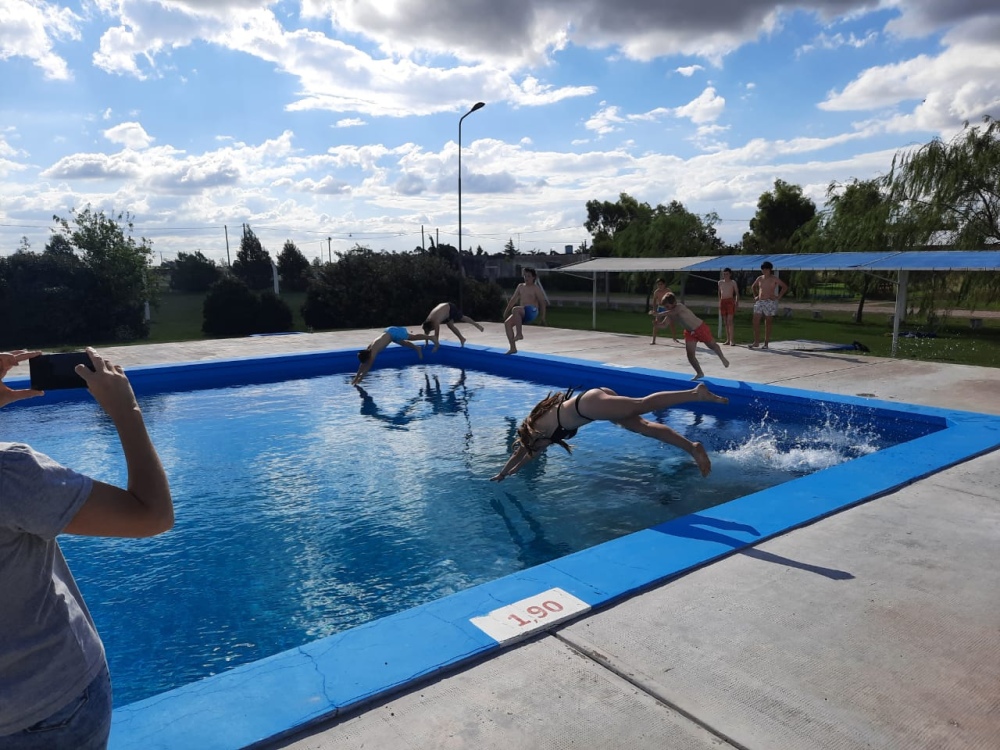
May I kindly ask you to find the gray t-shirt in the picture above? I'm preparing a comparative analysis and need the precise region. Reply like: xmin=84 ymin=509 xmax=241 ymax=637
xmin=0 ymin=442 xmax=105 ymax=735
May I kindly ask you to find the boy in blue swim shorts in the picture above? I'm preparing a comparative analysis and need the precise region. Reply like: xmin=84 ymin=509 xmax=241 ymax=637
xmin=352 ymin=327 xmax=432 ymax=385
xmin=503 ymin=267 xmax=547 ymax=354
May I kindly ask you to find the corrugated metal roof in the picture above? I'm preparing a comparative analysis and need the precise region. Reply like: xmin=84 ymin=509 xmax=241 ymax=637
xmin=555 ymin=251 xmax=1000 ymax=274
xmin=551 ymin=256 xmax=718 ymax=273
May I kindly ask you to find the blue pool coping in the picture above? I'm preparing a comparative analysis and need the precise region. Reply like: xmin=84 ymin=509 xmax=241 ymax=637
xmin=10 ymin=345 xmax=1000 ymax=750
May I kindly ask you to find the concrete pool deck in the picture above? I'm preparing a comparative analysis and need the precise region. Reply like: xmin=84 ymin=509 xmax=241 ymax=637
xmin=98 ymin=324 xmax=1000 ymax=750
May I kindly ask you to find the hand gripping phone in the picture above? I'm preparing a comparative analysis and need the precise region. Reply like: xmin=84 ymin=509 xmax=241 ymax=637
xmin=29 ymin=352 xmax=96 ymax=390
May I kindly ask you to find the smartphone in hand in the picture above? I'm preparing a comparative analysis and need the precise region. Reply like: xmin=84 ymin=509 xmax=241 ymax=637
xmin=29 ymin=352 xmax=95 ymax=390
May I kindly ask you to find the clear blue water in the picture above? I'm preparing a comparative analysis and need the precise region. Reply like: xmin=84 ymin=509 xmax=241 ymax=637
xmin=1 ymin=365 xmax=896 ymax=706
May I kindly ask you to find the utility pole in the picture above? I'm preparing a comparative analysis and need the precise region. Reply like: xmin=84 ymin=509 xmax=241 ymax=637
xmin=224 ymin=225 xmax=231 ymax=267
xmin=327 ymin=236 xmax=332 ymax=263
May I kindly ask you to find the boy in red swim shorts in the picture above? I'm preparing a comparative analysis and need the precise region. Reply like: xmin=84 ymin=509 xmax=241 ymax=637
xmin=717 ymin=267 xmax=739 ymax=345
xmin=660 ymin=293 xmax=731 ymax=380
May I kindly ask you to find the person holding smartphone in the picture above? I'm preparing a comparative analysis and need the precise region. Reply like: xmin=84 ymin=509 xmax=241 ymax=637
xmin=0 ymin=348 xmax=172 ymax=750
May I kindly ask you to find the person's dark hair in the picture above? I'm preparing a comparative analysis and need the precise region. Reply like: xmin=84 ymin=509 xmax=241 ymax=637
xmin=357 ymin=349 xmax=372 ymax=363
xmin=662 ymin=292 xmax=677 ymax=306
xmin=723 ymin=267 xmax=732 ymax=275
xmin=422 ymin=320 xmax=434 ymax=335
xmin=523 ymin=267 xmax=537 ymax=279
xmin=514 ymin=391 xmax=573 ymax=456
xmin=761 ymin=261 xmax=774 ymax=271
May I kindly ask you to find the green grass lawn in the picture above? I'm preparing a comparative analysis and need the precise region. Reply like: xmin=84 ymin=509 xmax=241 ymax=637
xmin=544 ymin=306 xmax=1000 ymax=368
xmin=146 ymin=291 xmax=309 ymax=343
xmin=142 ymin=291 xmax=1000 ymax=368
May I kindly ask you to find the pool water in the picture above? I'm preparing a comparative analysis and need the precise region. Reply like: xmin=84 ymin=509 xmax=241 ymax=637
xmin=2 ymin=364 xmax=896 ymax=706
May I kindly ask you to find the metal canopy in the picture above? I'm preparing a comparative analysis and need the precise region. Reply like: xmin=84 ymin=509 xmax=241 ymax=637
xmin=554 ymin=256 xmax=719 ymax=274
xmin=552 ymin=250 xmax=1000 ymax=357
xmin=556 ymin=251 xmax=1000 ymax=275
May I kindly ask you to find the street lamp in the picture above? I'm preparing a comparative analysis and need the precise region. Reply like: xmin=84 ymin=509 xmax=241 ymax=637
xmin=458 ymin=101 xmax=485 ymax=307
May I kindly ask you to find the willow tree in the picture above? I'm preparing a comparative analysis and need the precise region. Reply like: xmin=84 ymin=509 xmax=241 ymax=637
xmin=886 ymin=116 xmax=1000 ymax=313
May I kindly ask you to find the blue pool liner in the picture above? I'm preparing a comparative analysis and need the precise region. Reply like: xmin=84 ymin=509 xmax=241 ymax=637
xmin=8 ymin=344 xmax=1000 ymax=750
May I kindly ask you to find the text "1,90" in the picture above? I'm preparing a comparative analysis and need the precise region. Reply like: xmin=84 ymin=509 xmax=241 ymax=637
xmin=507 ymin=600 xmax=564 ymax=627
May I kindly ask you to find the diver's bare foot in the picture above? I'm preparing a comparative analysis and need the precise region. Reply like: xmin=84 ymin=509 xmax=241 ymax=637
xmin=432 ymin=343 xmax=440 ymax=353
xmin=691 ymin=372 xmax=704 ymax=380
xmin=691 ymin=442 xmax=711 ymax=477
xmin=721 ymin=355 xmax=730 ymax=368
xmin=459 ymin=338 xmax=466 ymax=347
xmin=475 ymin=323 xmax=484 ymax=332
xmin=514 ymin=333 xmax=524 ymax=341
xmin=693 ymin=382 xmax=729 ymax=405
xmin=649 ymin=341 xmax=656 ymax=345
xmin=505 ymin=347 xmax=517 ymax=355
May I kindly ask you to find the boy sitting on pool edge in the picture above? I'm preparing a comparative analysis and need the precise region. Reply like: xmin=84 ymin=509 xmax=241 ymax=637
xmin=658 ymin=293 xmax=730 ymax=380
xmin=352 ymin=327 xmax=432 ymax=386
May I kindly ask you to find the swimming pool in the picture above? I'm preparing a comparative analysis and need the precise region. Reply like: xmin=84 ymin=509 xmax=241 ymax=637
xmin=6 ymin=345 xmax=1000 ymax=750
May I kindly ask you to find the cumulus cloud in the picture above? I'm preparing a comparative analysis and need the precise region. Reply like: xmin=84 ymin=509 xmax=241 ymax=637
xmin=336 ymin=118 xmax=366 ymax=128
xmin=819 ymin=15 xmax=1000 ymax=132
xmin=585 ymin=105 xmax=626 ymax=135
xmin=673 ymin=87 xmax=726 ymax=125
xmin=0 ymin=0 xmax=82 ymax=80
xmin=103 ymin=122 xmax=155 ymax=149
xmin=675 ymin=65 xmax=705 ymax=77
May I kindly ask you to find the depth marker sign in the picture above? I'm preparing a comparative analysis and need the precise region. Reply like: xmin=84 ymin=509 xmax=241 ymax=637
xmin=471 ymin=588 xmax=591 ymax=644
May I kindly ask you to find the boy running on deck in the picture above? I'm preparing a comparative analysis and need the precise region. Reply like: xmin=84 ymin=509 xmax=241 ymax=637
xmin=660 ymin=293 xmax=730 ymax=380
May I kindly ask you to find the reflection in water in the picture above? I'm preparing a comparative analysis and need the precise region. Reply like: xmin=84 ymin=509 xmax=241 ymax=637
xmin=490 ymin=492 xmax=572 ymax=568
xmin=355 ymin=385 xmax=418 ymax=430
xmin=355 ymin=371 xmax=477 ymax=433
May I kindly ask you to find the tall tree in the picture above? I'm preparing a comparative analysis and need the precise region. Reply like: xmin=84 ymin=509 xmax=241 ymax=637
xmin=808 ymin=179 xmax=896 ymax=322
xmin=503 ymin=238 xmax=517 ymax=258
xmin=584 ymin=193 xmax=648 ymax=256
xmin=232 ymin=224 xmax=274 ymax=291
xmin=277 ymin=239 xmax=310 ymax=291
xmin=170 ymin=250 xmax=221 ymax=293
xmin=886 ymin=116 xmax=1000 ymax=248
xmin=51 ymin=207 xmax=154 ymax=341
xmin=743 ymin=179 xmax=817 ymax=253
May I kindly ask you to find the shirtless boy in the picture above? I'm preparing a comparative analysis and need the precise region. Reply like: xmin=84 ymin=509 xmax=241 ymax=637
xmin=749 ymin=261 xmax=789 ymax=349
xmin=717 ymin=268 xmax=739 ymax=346
xmin=422 ymin=302 xmax=484 ymax=351
xmin=660 ymin=293 xmax=731 ymax=380
xmin=352 ymin=327 xmax=432 ymax=386
xmin=503 ymin=268 xmax=547 ymax=354
xmin=650 ymin=278 xmax=679 ymax=344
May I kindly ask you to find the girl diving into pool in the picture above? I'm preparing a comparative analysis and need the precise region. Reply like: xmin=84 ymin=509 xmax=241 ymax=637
xmin=490 ymin=383 xmax=728 ymax=481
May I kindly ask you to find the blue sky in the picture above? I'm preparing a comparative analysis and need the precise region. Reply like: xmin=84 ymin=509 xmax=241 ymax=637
xmin=2 ymin=0 xmax=999 ymax=265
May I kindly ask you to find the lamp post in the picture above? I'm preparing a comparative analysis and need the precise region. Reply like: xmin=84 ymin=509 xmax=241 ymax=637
xmin=458 ymin=101 xmax=485 ymax=308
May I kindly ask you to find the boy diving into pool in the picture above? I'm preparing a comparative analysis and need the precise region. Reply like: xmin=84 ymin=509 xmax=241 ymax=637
xmin=351 ymin=327 xmax=433 ymax=386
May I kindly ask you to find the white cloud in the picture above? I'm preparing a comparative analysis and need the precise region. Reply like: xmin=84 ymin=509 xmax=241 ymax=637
xmin=675 ymin=65 xmax=705 ymax=77
xmin=0 ymin=0 xmax=81 ymax=80
xmin=797 ymin=30 xmax=878 ymax=56
xmin=103 ymin=122 xmax=155 ymax=150
xmin=673 ymin=87 xmax=726 ymax=125
xmin=819 ymin=16 xmax=1000 ymax=133
xmin=585 ymin=105 xmax=626 ymax=135
xmin=335 ymin=118 xmax=366 ymax=128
